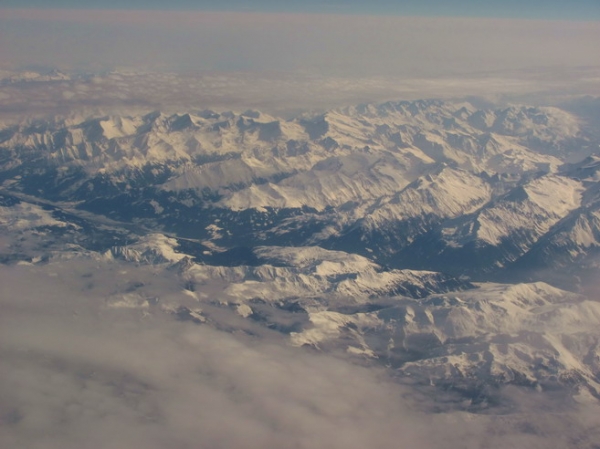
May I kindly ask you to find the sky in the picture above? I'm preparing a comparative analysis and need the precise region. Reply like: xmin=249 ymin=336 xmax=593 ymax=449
xmin=1 ymin=0 xmax=600 ymax=20
xmin=1 ymin=8 xmax=598 ymax=75
xmin=0 ymin=1 xmax=599 ymax=113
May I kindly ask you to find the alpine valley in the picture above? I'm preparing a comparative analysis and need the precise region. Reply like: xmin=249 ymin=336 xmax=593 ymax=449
xmin=2 ymin=94 xmax=600 ymax=411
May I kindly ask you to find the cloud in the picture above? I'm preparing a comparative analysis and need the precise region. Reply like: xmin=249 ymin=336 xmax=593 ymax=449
xmin=0 ymin=262 xmax=432 ymax=449
xmin=1 ymin=260 xmax=600 ymax=449
xmin=2 ymin=69 xmax=599 ymax=122
xmin=1 ymin=9 xmax=599 ymax=117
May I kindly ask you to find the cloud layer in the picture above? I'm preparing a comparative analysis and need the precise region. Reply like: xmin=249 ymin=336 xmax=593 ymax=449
xmin=2 ymin=260 xmax=600 ymax=449
xmin=0 ymin=262 xmax=433 ymax=449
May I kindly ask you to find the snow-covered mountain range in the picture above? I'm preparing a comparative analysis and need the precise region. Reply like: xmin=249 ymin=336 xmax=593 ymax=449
xmin=1 ymin=97 xmax=600 ymax=403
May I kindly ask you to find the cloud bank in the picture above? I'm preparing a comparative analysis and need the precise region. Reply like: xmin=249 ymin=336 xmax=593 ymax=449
xmin=0 ymin=263 xmax=433 ymax=449
xmin=1 ymin=261 xmax=600 ymax=449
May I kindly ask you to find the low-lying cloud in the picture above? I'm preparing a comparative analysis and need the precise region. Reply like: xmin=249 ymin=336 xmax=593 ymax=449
xmin=1 ymin=261 xmax=600 ymax=448
xmin=0 ymin=263 xmax=433 ymax=449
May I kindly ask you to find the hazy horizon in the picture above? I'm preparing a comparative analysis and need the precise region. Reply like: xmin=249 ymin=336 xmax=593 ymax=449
xmin=1 ymin=7 xmax=599 ymax=116
xmin=2 ymin=0 xmax=600 ymax=20
xmin=1 ymin=9 xmax=598 ymax=74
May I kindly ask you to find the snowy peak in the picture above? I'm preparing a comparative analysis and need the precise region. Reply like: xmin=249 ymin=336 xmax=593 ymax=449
xmin=290 ymin=279 xmax=600 ymax=397
xmin=109 ymin=234 xmax=187 ymax=265
xmin=451 ymin=174 xmax=585 ymax=247
xmin=2 ymin=155 xmax=600 ymax=404
xmin=0 ymin=98 xmax=599 ymax=287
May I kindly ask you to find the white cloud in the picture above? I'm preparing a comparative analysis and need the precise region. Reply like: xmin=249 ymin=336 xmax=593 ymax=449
xmin=1 ymin=261 xmax=600 ymax=449
xmin=0 ymin=263 xmax=430 ymax=449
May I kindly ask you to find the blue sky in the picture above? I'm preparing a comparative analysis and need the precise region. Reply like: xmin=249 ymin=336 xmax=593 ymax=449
xmin=1 ymin=0 xmax=599 ymax=21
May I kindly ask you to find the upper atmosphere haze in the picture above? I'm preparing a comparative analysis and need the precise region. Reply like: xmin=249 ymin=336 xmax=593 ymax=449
xmin=2 ymin=0 xmax=600 ymax=20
